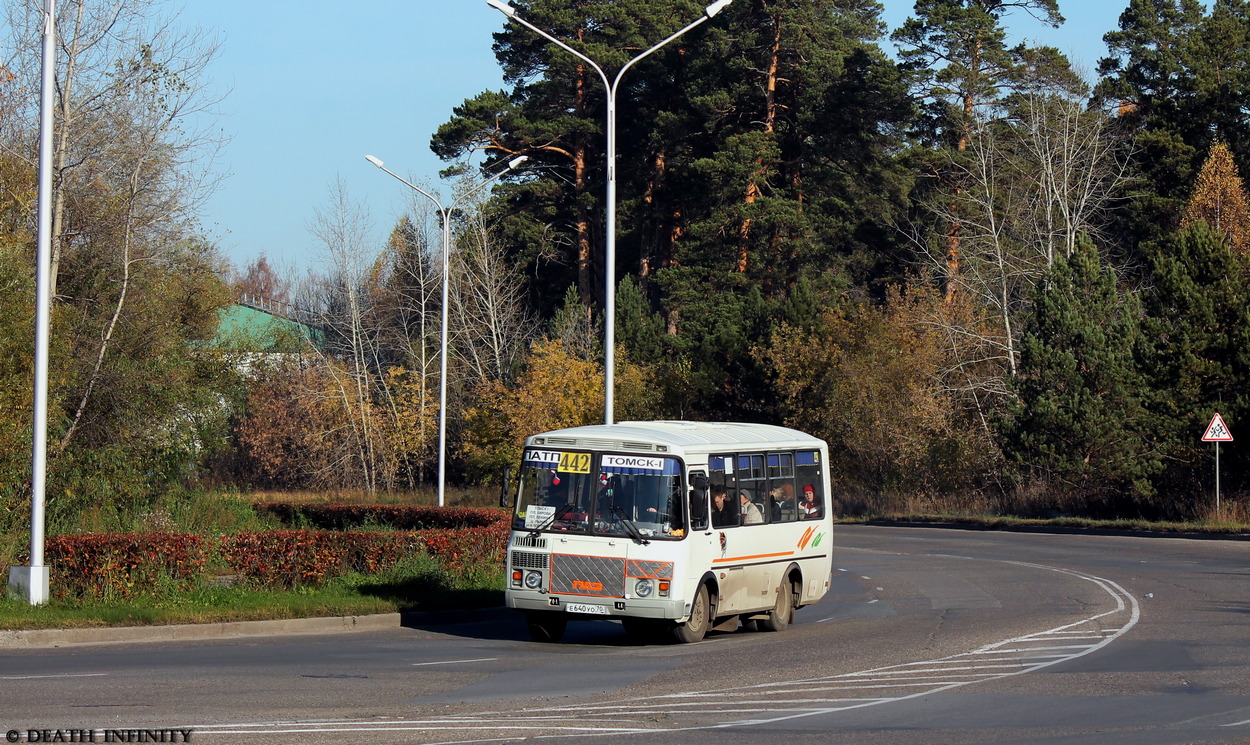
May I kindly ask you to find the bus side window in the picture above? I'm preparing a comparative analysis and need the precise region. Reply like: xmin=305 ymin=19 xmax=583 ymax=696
xmin=767 ymin=453 xmax=797 ymax=523
xmin=689 ymin=472 xmax=709 ymax=531
xmin=708 ymin=456 xmax=740 ymax=528
xmin=735 ymin=454 xmax=765 ymax=526
xmin=795 ymin=451 xmax=825 ymax=519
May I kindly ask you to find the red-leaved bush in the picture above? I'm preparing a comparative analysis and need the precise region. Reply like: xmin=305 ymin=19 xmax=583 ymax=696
xmin=26 ymin=509 xmax=512 ymax=598
xmin=42 ymin=533 xmax=207 ymax=600
xmin=419 ymin=522 xmax=510 ymax=572
xmin=218 ymin=530 xmax=425 ymax=587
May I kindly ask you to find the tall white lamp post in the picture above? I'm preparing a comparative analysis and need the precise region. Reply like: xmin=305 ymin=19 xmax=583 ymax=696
xmin=364 ymin=155 xmax=526 ymax=507
xmin=487 ymin=0 xmax=732 ymax=425
xmin=9 ymin=0 xmax=56 ymax=605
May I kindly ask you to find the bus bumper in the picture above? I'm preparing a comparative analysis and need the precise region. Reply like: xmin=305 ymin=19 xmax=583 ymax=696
xmin=506 ymin=590 xmax=688 ymax=621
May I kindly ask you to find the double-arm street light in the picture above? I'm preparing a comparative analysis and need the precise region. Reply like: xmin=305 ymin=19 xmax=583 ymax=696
xmin=487 ymin=0 xmax=732 ymax=425
xmin=364 ymin=154 xmax=527 ymax=507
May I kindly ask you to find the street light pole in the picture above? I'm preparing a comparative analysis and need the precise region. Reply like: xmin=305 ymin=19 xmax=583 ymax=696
xmin=8 ymin=0 xmax=56 ymax=606
xmin=487 ymin=0 xmax=732 ymax=426
xmin=365 ymin=155 xmax=526 ymax=507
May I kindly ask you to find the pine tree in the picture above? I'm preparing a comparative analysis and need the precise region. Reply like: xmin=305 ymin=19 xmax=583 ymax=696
xmin=1138 ymin=222 xmax=1250 ymax=503
xmin=1181 ymin=141 xmax=1250 ymax=255
xmin=1094 ymin=0 xmax=1250 ymax=252
xmin=438 ymin=0 xmax=911 ymax=420
xmin=1003 ymin=236 xmax=1159 ymax=510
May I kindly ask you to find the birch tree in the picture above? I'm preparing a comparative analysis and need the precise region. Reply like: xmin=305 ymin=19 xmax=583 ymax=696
xmin=0 ymin=1 xmax=230 ymax=464
xmin=1 ymin=0 xmax=225 ymax=299
xmin=449 ymin=193 xmax=537 ymax=389
xmin=303 ymin=179 xmax=383 ymax=494
xmin=893 ymin=0 xmax=1068 ymax=300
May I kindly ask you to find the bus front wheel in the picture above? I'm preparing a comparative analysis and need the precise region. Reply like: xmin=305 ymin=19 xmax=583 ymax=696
xmin=526 ymin=611 xmax=567 ymax=643
xmin=671 ymin=584 xmax=710 ymax=644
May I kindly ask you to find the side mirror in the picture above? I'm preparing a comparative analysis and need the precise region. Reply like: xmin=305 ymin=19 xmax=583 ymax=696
xmin=499 ymin=466 xmax=513 ymax=509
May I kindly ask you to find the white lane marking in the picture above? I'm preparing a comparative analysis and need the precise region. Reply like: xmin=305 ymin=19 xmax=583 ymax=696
xmin=189 ymin=553 xmax=1141 ymax=742
xmin=412 ymin=658 xmax=498 ymax=666
xmin=972 ymin=644 xmax=1093 ymax=653
xmin=195 ymin=724 xmax=654 ymax=736
xmin=0 ymin=673 xmax=108 ymax=680
xmin=1221 ymin=719 xmax=1250 ymax=727
xmin=841 ymin=665 xmax=1029 ymax=676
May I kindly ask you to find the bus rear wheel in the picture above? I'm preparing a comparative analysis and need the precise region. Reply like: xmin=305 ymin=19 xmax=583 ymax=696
xmin=525 ymin=611 xmax=567 ymax=643
xmin=758 ymin=580 xmax=793 ymax=632
xmin=671 ymin=584 xmax=710 ymax=644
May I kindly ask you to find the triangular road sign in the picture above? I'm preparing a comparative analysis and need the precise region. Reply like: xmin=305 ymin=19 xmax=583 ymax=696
xmin=1202 ymin=413 xmax=1234 ymax=442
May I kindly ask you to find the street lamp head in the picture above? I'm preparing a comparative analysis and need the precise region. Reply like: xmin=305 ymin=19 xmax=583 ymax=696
xmin=506 ymin=155 xmax=529 ymax=170
xmin=705 ymin=0 xmax=732 ymax=17
xmin=485 ymin=0 xmax=516 ymax=18
xmin=364 ymin=154 xmax=384 ymax=169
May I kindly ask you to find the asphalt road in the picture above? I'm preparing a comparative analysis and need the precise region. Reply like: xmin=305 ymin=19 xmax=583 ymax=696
xmin=2 ymin=525 xmax=1247 ymax=745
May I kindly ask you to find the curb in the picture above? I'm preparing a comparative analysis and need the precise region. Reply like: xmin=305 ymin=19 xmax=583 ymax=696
xmin=0 ymin=612 xmax=403 ymax=649
xmin=0 ymin=606 xmax=515 ymax=649
xmin=859 ymin=519 xmax=1250 ymax=541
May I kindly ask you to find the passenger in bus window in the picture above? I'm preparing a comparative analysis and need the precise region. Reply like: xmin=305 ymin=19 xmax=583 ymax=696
xmin=800 ymin=484 xmax=821 ymax=518
xmin=739 ymin=490 xmax=764 ymax=524
xmin=711 ymin=485 xmax=735 ymax=527
xmin=769 ymin=483 xmax=793 ymax=521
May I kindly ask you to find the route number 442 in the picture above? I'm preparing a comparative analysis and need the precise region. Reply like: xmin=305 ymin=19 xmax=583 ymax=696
xmin=557 ymin=452 xmax=591 ymax=474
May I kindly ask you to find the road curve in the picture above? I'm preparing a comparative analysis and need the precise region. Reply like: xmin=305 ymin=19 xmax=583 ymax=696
xmin=2 ymin=525 xmax=1247 ymax=745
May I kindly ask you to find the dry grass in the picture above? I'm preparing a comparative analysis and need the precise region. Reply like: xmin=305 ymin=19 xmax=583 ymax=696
xmin=245 ymin=486 xmax=500 ymax=509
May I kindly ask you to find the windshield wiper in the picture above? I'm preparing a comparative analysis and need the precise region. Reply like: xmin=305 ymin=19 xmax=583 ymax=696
xmin=610 ymin=506 xmax=651 ymax=545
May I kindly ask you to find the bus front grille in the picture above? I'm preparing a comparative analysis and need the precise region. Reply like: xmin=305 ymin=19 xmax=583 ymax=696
xmin=512 ymin=535 xmax=548 ymax=549
xmin=550 ymin=554 xmax=626 ymax=597
xmin=511 ymin=551 xmax=549 ymax=570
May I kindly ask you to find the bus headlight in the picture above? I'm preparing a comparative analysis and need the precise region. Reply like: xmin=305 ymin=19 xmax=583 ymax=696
xmin=524 ymin=571 xmax=544 ymax=590
xmin=635 ymin=579 xmax=654 ymax=598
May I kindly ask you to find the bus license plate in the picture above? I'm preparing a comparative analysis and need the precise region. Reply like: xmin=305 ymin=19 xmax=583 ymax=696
xmin=565 ymin=603 xmax=608 ymax=615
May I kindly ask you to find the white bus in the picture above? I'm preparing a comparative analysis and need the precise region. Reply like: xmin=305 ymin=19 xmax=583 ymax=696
xmin=503 ymin=421 xmax=834 ymax=643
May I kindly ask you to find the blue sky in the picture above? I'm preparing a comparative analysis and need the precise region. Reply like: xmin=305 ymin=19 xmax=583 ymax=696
xmin=179 ymin=1 xmax=1127 ymax=276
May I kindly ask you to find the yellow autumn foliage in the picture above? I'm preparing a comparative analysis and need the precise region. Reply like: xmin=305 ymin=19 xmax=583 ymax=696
xmin=1182 ymin=141 xmax=1250 ymax=255
xmin=458 ymin=338 xmax=661 ymax=481
xmin=763 ymin=284 xmax=991 ymax=493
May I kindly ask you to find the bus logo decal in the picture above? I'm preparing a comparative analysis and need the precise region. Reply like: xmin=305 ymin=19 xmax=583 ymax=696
xmin=798 ymin=527 xmax=826 ymax=550
xmin=572 ymin=580 xmax=604 ymax=592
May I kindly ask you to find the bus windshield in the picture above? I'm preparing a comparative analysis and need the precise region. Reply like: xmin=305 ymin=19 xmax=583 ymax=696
xmin=515 ymin=449 xmax=686 ymax=539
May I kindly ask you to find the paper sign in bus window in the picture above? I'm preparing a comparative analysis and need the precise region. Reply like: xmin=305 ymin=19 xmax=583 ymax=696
xmin=526 ymin=504 xmax=556 ymax=529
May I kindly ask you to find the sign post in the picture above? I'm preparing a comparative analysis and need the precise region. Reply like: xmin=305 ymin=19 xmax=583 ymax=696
xmin=1201 ymin=413 xmax=1234 ymax=515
